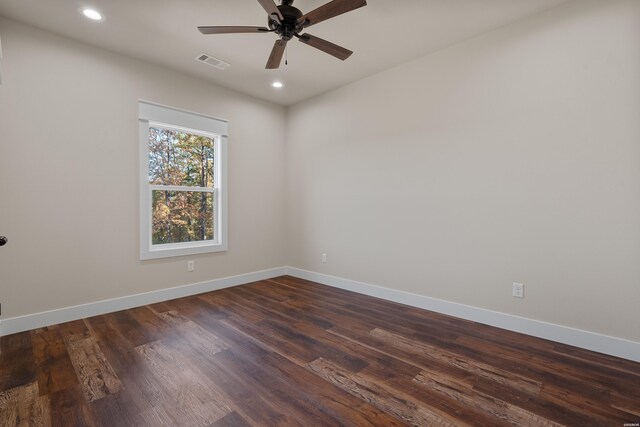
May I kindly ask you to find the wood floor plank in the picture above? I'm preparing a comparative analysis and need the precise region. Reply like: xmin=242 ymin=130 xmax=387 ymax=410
xmin=308 ymin=357 xmax=467 ymax=427
xmin=330 ymin=322 xmax=546 ymax=424
xmin=453 ymin=334 xmax=638 ymax=401
xmin=156 ymin=310 xmax=227 ymax=358
xmin=31 ymin=326 xmax=78 ymax=396
xmin=2 ymin=276 xmax=638 ymax=426
xmin=551 ymin=344 xmax=640 ymax=377
xmin=161 ymin=295 xmax=228 ymax=323
xmin=370 ymin=327 xmax=542 ymax=396
xmin=83 ymin=313 xmax=176 ymax=424
xmin=611 ymin=392 xmax=640 ymax=418
xmin=232 ymin=285 xmax=343 ymax=333
xmin=0 ymin=332 xmax=35 ymax=392
xmin=179 ymin=309 xmax=407 ymax=426
xmin=220 ymin=287 xmax=302 ymax=325
xmin=205 ymin=347 xmax=340 ymax=425
xmin=55 ymin=320 xmax=90 ymax=339
xmin=413 ymin=370 xmax=562 ymax=427
xmin=126 ymin=306 xmax=174 ymax=344
xmin=197 ymin=292 xmax=265 ymax=324
xmin=135 ymin=341 xmax=233 ymax=426
xmin=210 ymin=411 xmax=252 ymax=427
xmin=84 ymin=314 xmax=142 ymax=373
xmin=457 ymin=332 xmax=640 ymax=389
xmin=105 ymin=310 xmax=152 ymax=348
xmin=48 ymin=385 xmax=96 ymax=427
xmin=0 ymin=382 xmax=50 ymax=427
xmin=88 ymin=390 xmax=141 ymax=427
xmin=332 ymin=319 xmax=636 ymax=425
xmin=63 ymin=334 xmax=122 ymax=402
xmin=539 ymin=384 xmax=635 ymax=425
xmin=355 ymin=349 xmax=510 ymax=426
xmin=154 ymin=316 xmax=313 ymax=426
xmin=234 ymin=282 xmax=336 ymax=329
xmin=471 ymin=375 xmax=615 ymax=426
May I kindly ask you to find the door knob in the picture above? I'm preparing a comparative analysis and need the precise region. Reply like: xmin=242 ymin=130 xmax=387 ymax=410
xmin=0 ymin=236 xmax=7 ymax=246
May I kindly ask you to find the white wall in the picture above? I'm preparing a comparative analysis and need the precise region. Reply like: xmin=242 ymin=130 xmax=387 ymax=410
xmin=0 ymin=18 xmax=287 ymax=319
xmin=286 ymin=0 xmax=640 ymax=342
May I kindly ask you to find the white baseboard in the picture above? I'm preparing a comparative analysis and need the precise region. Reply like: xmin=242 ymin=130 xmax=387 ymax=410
xmin=285 ymin=267 xmax=640 ymax=363
xmin=4 ymin=265 xmax=638 ymax=363
xmin=0 ymin=267 xmax=286 ymax=337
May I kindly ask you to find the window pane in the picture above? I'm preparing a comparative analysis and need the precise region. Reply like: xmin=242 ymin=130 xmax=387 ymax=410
xmin=148 ymin=127 xmax=215 ymax=187
xmin=152 ymin=190 xmax=214 ymax=245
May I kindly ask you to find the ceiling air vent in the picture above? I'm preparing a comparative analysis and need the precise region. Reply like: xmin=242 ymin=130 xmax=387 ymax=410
xmin=196 ymin=53 xmax=230 ymax=70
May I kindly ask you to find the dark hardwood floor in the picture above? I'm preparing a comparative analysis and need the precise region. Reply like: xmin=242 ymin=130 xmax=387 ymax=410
xmin=1 ymin=276 xmax=639 ymax=426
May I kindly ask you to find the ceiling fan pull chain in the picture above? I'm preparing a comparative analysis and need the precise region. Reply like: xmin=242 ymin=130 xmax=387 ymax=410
xmin=285 ymin=43 xmax=288 ymax=65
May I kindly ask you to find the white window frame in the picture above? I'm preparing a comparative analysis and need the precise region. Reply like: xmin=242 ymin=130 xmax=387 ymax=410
xmin=138 ymin=101 xmax=228 ymax=260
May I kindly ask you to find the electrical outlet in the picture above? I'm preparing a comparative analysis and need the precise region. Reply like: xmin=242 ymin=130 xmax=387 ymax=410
xmin=321 ymin=253 xmax=327 ymax=263
xmin=512 ymin=282 xmax=524 ymax=298
xmin=187 ymin=260 xmax=195 ymax=272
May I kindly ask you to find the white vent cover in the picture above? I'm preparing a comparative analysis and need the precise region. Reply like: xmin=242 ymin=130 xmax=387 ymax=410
xmin=196 ymin=53 xmax=230 ymax=70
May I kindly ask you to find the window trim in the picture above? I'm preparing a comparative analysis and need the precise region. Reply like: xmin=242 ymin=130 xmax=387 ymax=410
xmin=138 ymin=101 xmax=228 ymax=260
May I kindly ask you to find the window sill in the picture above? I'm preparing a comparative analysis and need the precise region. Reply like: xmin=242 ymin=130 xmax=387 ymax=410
xmin=140 ymin=242 xmax=228 ymax=260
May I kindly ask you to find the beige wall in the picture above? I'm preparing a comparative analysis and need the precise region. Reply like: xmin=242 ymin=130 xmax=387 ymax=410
xmin=0 ymin=18 xmax=287 ymax=319
xmin=2 ymin=0 xmax=639 ymax=344
xmin=286 ymin=0 xmax=640 ymax=341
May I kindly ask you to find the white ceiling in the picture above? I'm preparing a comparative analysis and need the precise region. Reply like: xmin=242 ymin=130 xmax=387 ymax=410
xmin=0 ymin=0 xmax=568 ymax=106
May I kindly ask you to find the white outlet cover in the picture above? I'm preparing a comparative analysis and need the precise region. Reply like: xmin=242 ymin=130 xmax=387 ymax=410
xmin=512 ymin=282 xmax=524 ymax=298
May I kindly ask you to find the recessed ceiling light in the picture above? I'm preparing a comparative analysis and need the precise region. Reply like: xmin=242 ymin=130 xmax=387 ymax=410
xmin=82 ymin=8 xmax=103 ymax=21
xmin=272 ymin=81 xmax=283 ymax=88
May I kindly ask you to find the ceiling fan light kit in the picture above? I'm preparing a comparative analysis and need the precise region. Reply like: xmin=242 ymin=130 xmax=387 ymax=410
xmin=198 ymin=0 xmax=367 ymax=69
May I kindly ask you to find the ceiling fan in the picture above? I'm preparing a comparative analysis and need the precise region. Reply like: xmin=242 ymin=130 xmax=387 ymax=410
xmin=198 ymin=0 xmax=367 ymax=69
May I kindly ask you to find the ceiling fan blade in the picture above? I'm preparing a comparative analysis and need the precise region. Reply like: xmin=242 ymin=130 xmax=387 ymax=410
xmin=298 ymin=33 xmax=353 ymax=61
xmin=256 ymin=0 xmax=283 ymax=22
xmin=266 ymin=39 xmax=288 ymax=69
xmin=299 ymin=0 xmax=367 ymax=28
xmin=198 ymin=26 xmax=270 ymax=34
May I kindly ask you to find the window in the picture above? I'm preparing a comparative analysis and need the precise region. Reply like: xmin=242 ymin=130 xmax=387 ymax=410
xmin=139 ymin=101 xmax=228 ymax=260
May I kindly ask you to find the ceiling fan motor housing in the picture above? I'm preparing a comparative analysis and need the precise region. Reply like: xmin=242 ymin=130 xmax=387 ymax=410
xmin=269 ymin=2 xmax=304 ymax=41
